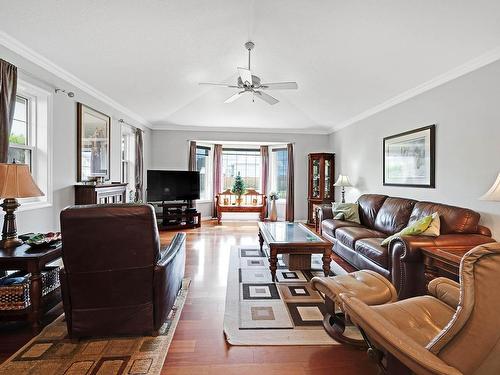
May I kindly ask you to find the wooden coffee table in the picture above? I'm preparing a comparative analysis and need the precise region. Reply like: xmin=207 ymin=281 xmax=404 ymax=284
xmin=258 ymin=222 xmax=332 ymax=281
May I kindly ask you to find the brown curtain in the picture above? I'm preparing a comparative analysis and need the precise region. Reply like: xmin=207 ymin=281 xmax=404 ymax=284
xmin=188 ymin=141 xmax=197 ymax=171
xmin=0 ymin=59 xmax=18 ymax=163
xmin=260 ymin=145 xmax=269 ymax=217
xmin=134 ymin=129 xmax=144 ymax=202
xmin=285 ymin=143 xmax=294 ymax=222
xmin=213 ymin=144 xmax=223 ymax=217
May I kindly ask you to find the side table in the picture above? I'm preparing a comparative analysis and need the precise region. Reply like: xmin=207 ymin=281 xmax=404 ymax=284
xmin=0 ymin=243 xmax=62 ymax=332
xmin=420 ymin=246 xmax=471 ymax=285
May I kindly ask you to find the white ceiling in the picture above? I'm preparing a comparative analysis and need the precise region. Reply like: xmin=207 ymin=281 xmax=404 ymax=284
xmin=1 ymin=0 xmax=500 ymax=133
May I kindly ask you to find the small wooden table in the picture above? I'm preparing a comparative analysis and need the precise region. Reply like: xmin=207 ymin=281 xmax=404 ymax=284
xmin=258 ymin=222 xmax=332 ymax=281
xmin=420 ymin=246 xmax=471 ymax=284
xmin=0 ymin=243 xmax=62 ymax=332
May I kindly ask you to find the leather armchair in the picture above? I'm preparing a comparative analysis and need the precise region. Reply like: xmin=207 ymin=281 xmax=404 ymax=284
xmin=340 ymin=242 xmax=500 ymax=375
xmin=59 ymin=204 xmax=186 ymax=338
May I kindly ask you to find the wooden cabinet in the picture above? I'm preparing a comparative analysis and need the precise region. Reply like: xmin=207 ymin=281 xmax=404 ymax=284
xmin=307 ymin=153 xmax=335 ymax=225
xmin=74 ymin=183 xmax=127 ymax=205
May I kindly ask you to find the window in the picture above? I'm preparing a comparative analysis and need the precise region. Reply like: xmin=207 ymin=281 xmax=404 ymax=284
xmin=196 ymin=145 xmax=211 ymax=200
xmin=121 ymin=125 xmax=136 ymax=202
xmin=271 ymin=148 xmax=288 ymax=199
xmin=8 ymin=96 xmax=33 ymax=169
xmin=222 ymin=148 xmax=261 ymax=191
xmin=8 ymin=80 xmax=52 ymax=209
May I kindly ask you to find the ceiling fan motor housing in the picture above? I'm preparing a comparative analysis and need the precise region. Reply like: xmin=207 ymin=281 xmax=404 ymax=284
xmin=238 ymin=75 xmax=261 ymax=89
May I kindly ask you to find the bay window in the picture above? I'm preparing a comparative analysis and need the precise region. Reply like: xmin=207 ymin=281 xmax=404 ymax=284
xmin=196 ymin=145 xmax=211 ymax=200
xmin=271 ymin=147 xmax=288 ymax=199
xmin=222 ymin=148 xmax=261 ymax=191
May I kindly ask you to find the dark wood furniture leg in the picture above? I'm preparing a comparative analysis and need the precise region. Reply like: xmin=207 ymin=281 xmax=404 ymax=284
xmin=322 ymin=246 xmax=332 ymax=276
xmin=269 ymin=247 xmax=278 ymax=282
xmin=28 ymin=267 xmax=42 ymax=333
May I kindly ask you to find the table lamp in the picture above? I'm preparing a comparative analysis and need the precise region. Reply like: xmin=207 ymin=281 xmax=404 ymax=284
xmin=334 ymin=174 xmax=353 ymax=203
xmin=0 ymin=163 xmax=44 ymax=248
xmin=481 ymin=173 xmax=500 ymax=201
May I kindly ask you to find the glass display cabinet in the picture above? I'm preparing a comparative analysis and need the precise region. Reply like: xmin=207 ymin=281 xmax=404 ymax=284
xmin=307 ymin=153 xmax=335 ymax=225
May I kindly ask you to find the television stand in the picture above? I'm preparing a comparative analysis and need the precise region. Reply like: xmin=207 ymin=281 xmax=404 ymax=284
xmin=151 ymin=201 xmax=201 ymax=231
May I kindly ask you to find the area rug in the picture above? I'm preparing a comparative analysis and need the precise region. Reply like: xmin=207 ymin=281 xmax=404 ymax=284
xmin=224 ymin=245 xmax=359 ymax=345
xmin=0 ymin=278 xmax=190 ymax=375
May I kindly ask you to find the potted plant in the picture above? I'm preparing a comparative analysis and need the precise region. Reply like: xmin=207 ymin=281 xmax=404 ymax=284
xmin=269 ymin=192 xmax=279 ymax=221
xmin=232 ymin=173 xmax=246 ymax=205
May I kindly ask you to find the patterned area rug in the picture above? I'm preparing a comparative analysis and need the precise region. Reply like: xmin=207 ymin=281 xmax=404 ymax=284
xmin=224 ymin=245 xmax=354 ymax=345
xmin=0 ymin=278 xmax=190 ymax=375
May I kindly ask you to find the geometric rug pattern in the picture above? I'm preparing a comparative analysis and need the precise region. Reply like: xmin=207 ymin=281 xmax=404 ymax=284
xmin=0 ymin=278 xmax=190 ymax=375
xmin=224 ymin=245 xmax=345 ymax=345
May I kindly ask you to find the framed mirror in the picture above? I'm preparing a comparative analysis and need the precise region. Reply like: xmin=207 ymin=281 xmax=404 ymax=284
xmin=77 ymin=103 xmax=111 ymax=182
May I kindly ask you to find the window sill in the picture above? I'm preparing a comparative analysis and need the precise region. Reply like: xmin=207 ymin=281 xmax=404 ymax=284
xmin=17 ymin=201 xmax=52 ymax=212
xmin=196 ymin=199 xmax=213 ymax=204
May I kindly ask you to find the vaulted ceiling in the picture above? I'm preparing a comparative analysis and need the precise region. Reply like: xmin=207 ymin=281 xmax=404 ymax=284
xmin=1 ymin=0 xmax=500 ymax=133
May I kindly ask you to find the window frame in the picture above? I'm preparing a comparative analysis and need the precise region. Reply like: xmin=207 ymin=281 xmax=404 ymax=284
xmin=270 ymin=146 xmax=288 ymax=201
xmin=221 ymin=147 xmax=262 ymax=192
xmin=120 ymin=124 xmax=137 ymax=202
xmin=12 ymin=79 xmax=53 ymax=211
xmin=195 ymin=145 xmax=212 ymax=201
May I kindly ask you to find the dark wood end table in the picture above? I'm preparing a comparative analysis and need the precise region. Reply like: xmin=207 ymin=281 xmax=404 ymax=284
xmin=258 ymin=222 xmax=332 ymax=282
xmin=0 ymin=243 xmax=62 ymax=332
xmin=420 ymin=246 xmax=472 ymax=285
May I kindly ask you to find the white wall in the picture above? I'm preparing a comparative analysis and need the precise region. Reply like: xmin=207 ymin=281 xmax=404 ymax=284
xmin=0 ymin=45 xmax=151 ymax=233
xmin=330 ymin=60 xmax=500 ymax=238
xmin=150 ymin=130 xmax=330 ymax=221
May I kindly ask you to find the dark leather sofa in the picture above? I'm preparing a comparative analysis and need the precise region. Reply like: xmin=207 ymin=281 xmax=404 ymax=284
xmin=318 ymin=194 xmax=494 ymax=299
xmin=59 ymin=204 xmax=186 ymax=338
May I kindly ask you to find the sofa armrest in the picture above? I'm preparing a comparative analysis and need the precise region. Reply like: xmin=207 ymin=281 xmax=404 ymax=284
xmin=339 ymin=294 xmax=463 ymax=375
xmin=317 ymin=205 xmax=333 ymax=222
xmin=153 ymin=232 xmax=186 ymax=331
xmin=477 ymin=225 xmax=492 ymax=237
xmin=389 ymin=234 xmax=494 ymax=299
xmin=428 ymin=277 xmax=460 ymax=309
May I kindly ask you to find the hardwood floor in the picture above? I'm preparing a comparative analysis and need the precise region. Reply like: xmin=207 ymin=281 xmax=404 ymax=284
xmin=159 ymin=220 xmax=377 ymax=375
xmin=0 ymin=220 xmax=377 ymax=374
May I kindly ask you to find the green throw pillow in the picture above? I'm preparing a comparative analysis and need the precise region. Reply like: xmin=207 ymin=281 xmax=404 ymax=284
xmin=332 ymin=202 xmax=360 ymax=224
xmin=381 ymin=215 xmax=433 ymax=246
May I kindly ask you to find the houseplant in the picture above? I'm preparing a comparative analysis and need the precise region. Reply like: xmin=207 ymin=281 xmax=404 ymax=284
xmin=232 ymin=173 xmax=246 ymax=205
xmin=269 ymin=192 xmax=278 ymax=221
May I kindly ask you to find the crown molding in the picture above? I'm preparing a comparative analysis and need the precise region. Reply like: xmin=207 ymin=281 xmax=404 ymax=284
xmin=330 ymin=46 xmax=500 ymax=133
xmin=150 ymin=123 xmax=331 ymax=135
xmin=0 ymin=30 xmax=152 ymax=129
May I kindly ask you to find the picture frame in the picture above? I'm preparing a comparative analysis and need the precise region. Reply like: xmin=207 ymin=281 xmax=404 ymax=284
xmin=77 ymin=103 xmax=111 ymax=182
xmin=383 ymin=125 xmax=435 ymax=188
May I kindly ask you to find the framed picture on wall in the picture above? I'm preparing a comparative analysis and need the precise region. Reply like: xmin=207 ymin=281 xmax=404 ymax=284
xmin=383 ymin=125 xmax=435 ymax=188
xmin=77 ymin=103 xmax=111 ymax=182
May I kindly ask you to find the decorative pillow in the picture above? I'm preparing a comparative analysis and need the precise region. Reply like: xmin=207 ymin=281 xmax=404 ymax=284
xmin=381 ymin=215 xmax=433 ymax=246
xmin=420 ymin=212 xmax=440 ymax=237
xmin=331 ymin=202 xmax=360 ymax=224
xmin=334 ymin=212 xmax=345 ymax=220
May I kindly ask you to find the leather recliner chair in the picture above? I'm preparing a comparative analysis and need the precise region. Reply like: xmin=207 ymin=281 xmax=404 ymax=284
xmin=59 ymin=204 xmax=186 ymax=338
xmin=318 ymin=194 xmax=494 ymax=299
xmin=340 ymin=242 xmax=500 ymax=375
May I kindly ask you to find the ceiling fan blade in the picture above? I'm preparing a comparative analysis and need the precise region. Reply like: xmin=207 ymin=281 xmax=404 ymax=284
xmin=260 ymin=82 xmax=298 ymax=90
xmin=237 ymin=67 xmax=253 ymax=86
xmin=224 ymin=91 xmax=246 ymax=103
xmin=199 ymin=82 xmax=239 ymax=88
xmin=255 ymin=91 xmax=279 ymax=105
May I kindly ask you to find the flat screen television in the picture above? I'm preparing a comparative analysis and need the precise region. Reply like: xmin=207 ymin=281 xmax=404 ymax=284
xmin=147 ymin=170 xmax=200 ymax=202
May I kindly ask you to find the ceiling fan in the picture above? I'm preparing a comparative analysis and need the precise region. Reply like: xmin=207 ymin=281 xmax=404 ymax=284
xmin=199 ymin=41 xmax=298 ymax=105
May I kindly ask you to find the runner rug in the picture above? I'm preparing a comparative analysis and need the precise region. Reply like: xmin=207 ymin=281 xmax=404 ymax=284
xmin=0 ymin=278 xmax=190 ymax=375
xmin=223 ymin=245 xmax=360 ymax=345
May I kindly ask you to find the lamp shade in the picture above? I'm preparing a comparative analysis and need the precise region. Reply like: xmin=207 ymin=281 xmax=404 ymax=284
xmin=333 ymin=174 xmax=353 ymax=187
xmin=481 ymin=173 xmax=500 ymax=201
xmin=0 ymin=163 xmax=44 ymax=198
